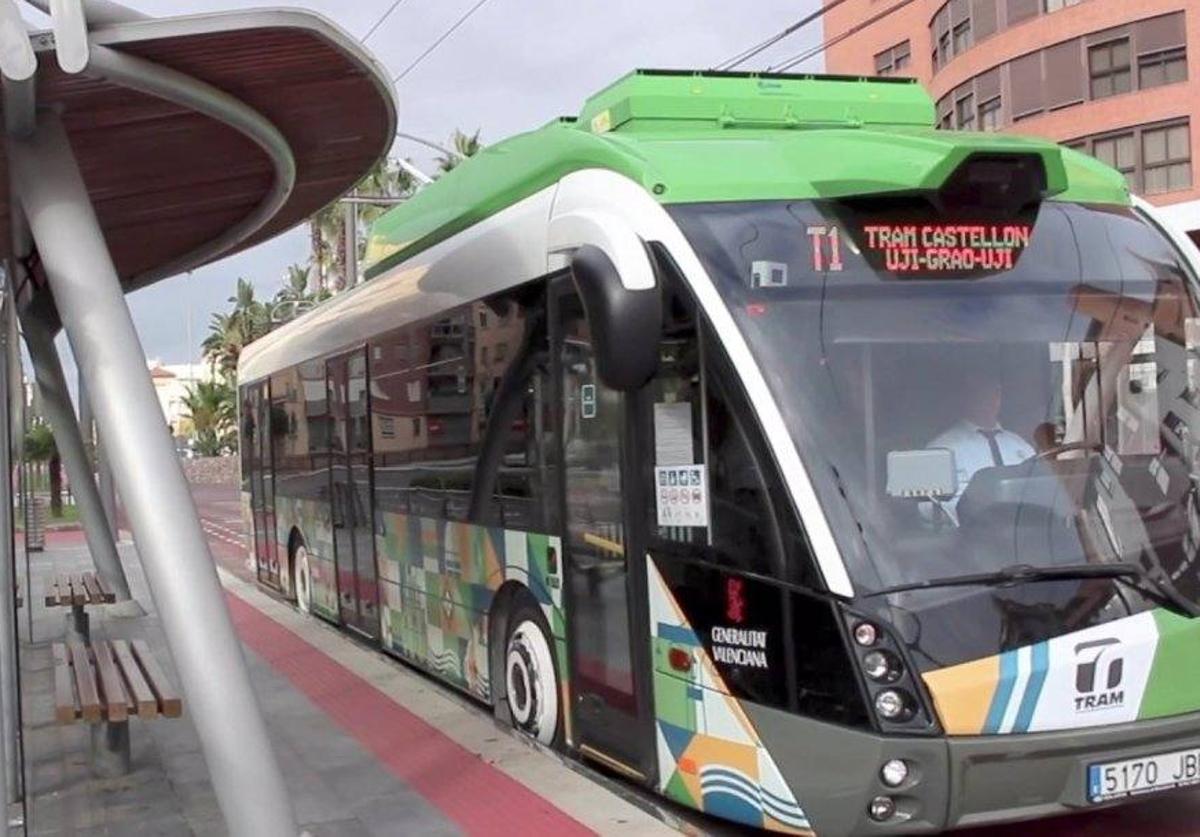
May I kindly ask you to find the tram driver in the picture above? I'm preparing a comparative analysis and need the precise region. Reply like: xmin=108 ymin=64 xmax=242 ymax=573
xmin=925 ymin=373 xmax=1036 ymax=525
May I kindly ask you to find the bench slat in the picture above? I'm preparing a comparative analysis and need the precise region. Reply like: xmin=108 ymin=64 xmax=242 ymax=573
xmin=111 ymin=640 xmax=157 ymax=717
xmin=94 ymin=573 xmax=115 ymax=603
xmin=82 ymin=574 xmax=103 ymax=605
xmin=51 ymin=643 xmax=77 ymax=724
xmin=68 ymin=642 xmax=101 ymax=723
xmin=91 ymin=642 xmax=129 ymax=723
xmin=131 ymin=640 xmax=182 ymax=718
xmin=70 ymin=576 xmax=87 ymax=606
xmin=58 ymin=574 xmax=73 ymax=607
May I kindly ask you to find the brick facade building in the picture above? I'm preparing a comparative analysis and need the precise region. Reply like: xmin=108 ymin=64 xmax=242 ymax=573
xmin=823 ymin=0 xmax=1200 ymax=242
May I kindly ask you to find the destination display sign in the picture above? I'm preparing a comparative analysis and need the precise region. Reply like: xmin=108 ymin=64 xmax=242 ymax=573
xmin=859 ymin=222 xmax=1034 ymax=273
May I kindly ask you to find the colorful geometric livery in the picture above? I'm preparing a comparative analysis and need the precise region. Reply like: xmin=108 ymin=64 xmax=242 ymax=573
xmin=374 ymin=509 xmax=566 ymax=702
xmin=271 ymin=497 xmax=567 ymax=705
xmin=647 ymin=559 xmax=813 ymax=835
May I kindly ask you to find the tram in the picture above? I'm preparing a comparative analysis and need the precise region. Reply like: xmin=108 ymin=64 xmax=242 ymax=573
xmin=239 ymin=69 xmax=1200 ymax=834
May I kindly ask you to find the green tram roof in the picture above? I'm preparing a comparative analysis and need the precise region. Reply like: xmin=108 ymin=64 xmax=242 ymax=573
xmin=364 ymin=69 xmax=1129 ymax=280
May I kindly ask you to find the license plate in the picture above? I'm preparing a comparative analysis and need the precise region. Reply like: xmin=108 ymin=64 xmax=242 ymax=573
xmin=1088 ymin=747 xmax=1200 ymax=803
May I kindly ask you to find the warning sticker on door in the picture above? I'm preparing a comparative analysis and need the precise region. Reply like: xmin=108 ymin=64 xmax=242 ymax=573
xmin=655 ymin=465 xmax=709 ymax=528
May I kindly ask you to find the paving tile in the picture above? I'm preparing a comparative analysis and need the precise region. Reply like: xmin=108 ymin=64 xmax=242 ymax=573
xmin=302 ymin=818 xmax=375 ymax=837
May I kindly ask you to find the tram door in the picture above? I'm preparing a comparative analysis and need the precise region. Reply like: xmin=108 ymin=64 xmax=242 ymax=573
xmin=246 ymin=382 xmax=279 ymax=588
xmin=326 ymin=349 xmax=380 ymax=639
xmin=555 ymin=284 xmax=654 ymax=781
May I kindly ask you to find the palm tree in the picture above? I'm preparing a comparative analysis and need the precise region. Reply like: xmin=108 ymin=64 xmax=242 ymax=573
xmin=202 ymin=279 xmax=271 ymax=382
xmin=436 ymin=129 xmax=483 ymax=173
xmin=272 ymin=263 xmax=331 ymax=325
xmin=310 ymin=202 xmax=345 ymax=292
xmin=357 ymin=157 xmax=417 ymax=231
xmin=278 ymin=264 xmax=311 ymax=302
xmin=182 ymin=379 xmax=237 ymax=457
xmin=24 ymin=420 xmax=63 ymax=516
xmin=308 ymin=156 xmax=420 ymax=294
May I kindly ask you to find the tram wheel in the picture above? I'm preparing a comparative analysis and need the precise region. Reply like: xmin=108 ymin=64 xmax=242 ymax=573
xmin=503 ymin=598 xmax=560 ymax=747
xmin=294 ymin=542 xmax=312 ymax=615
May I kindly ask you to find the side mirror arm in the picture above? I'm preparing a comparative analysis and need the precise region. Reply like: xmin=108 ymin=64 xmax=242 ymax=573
xmin=548 ymin=211 xmax=661 ymax=391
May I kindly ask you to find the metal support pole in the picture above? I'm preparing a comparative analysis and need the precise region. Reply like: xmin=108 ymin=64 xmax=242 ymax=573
xmin=78 ymin=371 xmax=93 ymax=468
xmin=343 ymin=197 xmax=359 ymax=288
xmin=97 ymin=436 xmax=117 ymax=535
xmin=0 ymin=279 xmax=18 ymax=821
xmin=9 ymin=115 xmax=297 ymax=837
xmin=21 ymin=320 xmax=134 ymax=605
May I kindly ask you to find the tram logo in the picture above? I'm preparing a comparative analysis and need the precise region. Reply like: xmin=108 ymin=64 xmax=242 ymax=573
xmin=1074 ymin=638 xmax=1125 ymax=712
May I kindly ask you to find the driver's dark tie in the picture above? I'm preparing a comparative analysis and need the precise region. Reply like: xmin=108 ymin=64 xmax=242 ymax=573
xmin=979 ymin=429 xmax=1005 ymax=466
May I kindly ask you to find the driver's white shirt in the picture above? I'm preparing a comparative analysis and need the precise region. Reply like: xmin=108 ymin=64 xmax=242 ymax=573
xmin=926 ymin=419 xmax=1035 ymax=522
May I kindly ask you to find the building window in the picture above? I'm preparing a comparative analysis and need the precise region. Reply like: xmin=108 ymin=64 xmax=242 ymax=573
xmin=1092 ymin=133 xmax=1136 ymax=190
xmin=1143 ymin=123 xmax=1191 ymax=195
xmin=1044 ymin=0 xmax=1081 ymax=11
xmin=874 ymin=41 xmax=911 ymax=76
xmin=955 ymin=93 xmax=975 ymax=130
xmin=979 ymin=97 xmax=1002 ymax=131
xmin=1139 ymin=47 xmax=1187 ymax=90
xmin=952 ymin=19 xmax=972 ymax=55
xmin=1089 ymin=39 xmax=1132 ymax=99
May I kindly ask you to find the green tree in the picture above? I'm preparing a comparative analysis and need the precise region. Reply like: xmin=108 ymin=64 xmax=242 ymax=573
xmin=277 ymin=263 xmax=311 ymax=303
xmin=24 ymin=420 xmax=63 ymax=516
xmin=308 ymin=155 xmax=420 ymax=294
xmin=436 ymin=128 xmax=483 ymax=173
xmin=202 ymin=278 xmax=270 ymax=381
xmin=182 ymin=379 xmax=237 ymax=457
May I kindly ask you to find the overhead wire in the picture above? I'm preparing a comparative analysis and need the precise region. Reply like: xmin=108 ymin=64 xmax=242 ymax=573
xmin=362 ymin=0 xmax=409 ymax=44
xmin=769 ymin=0 xmax=922 ymax=72
xmin=712 ymin=0 xmax=855 ymax=72
xmin=393 ymin=0 xmax=496 ymax=83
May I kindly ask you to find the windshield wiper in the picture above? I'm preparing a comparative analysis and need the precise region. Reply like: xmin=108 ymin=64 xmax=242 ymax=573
xmin=869 ymin=562 xmax=1200 ymax=617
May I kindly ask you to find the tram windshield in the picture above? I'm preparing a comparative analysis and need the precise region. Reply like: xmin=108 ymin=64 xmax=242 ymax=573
xmin=671 ymin=198 xmax=1200 ymax=661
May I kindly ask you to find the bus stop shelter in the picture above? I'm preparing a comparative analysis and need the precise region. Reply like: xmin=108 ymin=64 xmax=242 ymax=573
xmin=0 ymin=2 xmax=395 ymax=833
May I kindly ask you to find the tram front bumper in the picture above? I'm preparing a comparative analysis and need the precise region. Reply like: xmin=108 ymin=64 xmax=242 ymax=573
xmin=944 ymin=709 xmax=1200 ymax=829
xmin=748 ymin=702 xmax=1200 ymax=835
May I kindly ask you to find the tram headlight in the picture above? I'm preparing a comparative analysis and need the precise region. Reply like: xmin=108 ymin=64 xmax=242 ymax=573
xmin=874 ymin=689 xmax=911 ymax=721
xmin=880 ymin=759 xmax=909 ymax=788
xmin=853 ymin=622 xmax=879 ymax=647
xmin=868 ymin=795 xmax=897 ymax=822
xmin=862 ymin=650 xmax=902 ymax=683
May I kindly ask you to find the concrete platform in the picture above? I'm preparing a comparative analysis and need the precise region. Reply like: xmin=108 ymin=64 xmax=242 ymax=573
xmin=14 ymin=528 xmax=682 ymax=836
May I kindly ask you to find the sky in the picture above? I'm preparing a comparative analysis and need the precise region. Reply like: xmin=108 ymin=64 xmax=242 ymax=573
xmin=24 ymin=0 xmax=825 ymax=368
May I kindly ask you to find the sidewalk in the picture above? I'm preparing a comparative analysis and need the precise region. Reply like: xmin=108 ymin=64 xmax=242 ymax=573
xmin=16 ymin=531 xmax=683 ymax=835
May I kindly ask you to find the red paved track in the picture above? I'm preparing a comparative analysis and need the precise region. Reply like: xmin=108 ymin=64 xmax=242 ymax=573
xmin=226 ymin=592 xmax=593 ymax=836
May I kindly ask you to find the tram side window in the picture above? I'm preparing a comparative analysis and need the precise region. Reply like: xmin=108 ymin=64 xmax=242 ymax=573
xmin=270 ymin=367 xmax=323 ymax=505
xmin=239 ymin=389 xmax=254 ymax=494
xmin=473 ymin=293 xmax=555 ymax=532
xmin=369 ymin=286 xmax=552 ymax=532
xmin=370 ymin=312 xmax=475 ymax=521
xmin=646 ymin=280 xmax=820 ymax=587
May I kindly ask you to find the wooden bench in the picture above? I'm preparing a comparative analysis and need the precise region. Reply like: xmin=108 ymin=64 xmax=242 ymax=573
xmin=45 ymin=573 xmax=115 ymax=608
xmin=45 ymin=573 xmax=116 ymax=643
xmin=52 ymin=639 xmax=183 ymax=776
